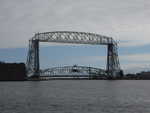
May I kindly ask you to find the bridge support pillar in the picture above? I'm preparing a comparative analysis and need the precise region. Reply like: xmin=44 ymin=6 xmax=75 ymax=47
xmin=33 ymin=40 xmax=40 ymax=77
xmin=107 ymin=44 xmax=120 ymax=78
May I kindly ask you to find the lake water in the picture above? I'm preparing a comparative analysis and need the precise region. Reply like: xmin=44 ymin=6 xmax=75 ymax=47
xmin=0 ymin=80 xmax=150 ymax=113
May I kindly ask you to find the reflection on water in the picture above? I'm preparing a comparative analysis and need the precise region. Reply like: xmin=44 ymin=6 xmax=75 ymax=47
xmin=0 ymin=80 xmax=150 ymax=113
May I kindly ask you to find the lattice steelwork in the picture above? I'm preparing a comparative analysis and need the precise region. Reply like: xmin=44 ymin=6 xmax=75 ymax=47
xmin=26 ymin=31 xmax=121 ymax=78
xmin=40 ymin=65 xmax=107 ymax=77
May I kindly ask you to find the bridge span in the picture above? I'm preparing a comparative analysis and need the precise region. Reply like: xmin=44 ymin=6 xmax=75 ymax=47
xmin=26 ymin=31 xmax=122 ymax=78
xmin=40 ymin=65 xmax=107 ymax=77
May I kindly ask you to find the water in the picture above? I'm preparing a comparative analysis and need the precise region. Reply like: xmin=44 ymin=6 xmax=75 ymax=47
xmin=0 ymin=80 xmax=150 ymax=113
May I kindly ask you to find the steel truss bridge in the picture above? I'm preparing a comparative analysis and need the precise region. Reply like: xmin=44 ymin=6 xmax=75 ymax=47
xmin=26 ymin=31 xmax=122 ymax=78
xmin=40 ymin=65 xmax=107 ymax=78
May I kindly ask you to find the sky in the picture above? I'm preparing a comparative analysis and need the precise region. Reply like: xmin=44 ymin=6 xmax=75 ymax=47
xmin=0 ymin=0 xmax=150 ymax=74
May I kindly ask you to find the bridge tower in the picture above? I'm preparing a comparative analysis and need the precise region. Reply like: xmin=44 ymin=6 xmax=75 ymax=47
xmin=107 ymin=44 xmax=120 ymax=78
xmin=26 ymin=39 xmax=40 ymax=77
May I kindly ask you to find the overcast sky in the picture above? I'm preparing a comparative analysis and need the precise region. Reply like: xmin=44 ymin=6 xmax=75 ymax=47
xmin=0 ymin=0 xmax=150 ymax=73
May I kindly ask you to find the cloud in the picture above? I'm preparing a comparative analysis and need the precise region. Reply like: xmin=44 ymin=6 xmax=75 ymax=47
xmin=0 ymin=0 xmax=150 ymax=74
xmin=122 ymin=63 xmax=150 ymax=74
xmin=69 ymin=56 xmax=106 ymax=64
xmin=120 ymin=53 xmax=150 ymax=62
xmin=120 ymin=53 xmax=150 ymax=73
xmin=0 ymin=0 xmax=150 ymax=48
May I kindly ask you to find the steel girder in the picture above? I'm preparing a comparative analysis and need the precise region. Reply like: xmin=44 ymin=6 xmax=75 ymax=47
xmin=40 ymin=65 xmax=107 ymax=77
xmin=32 ymin=31 xmax=115 ymax=45
xmin=26 ymin=31 xmax=121 ymax=78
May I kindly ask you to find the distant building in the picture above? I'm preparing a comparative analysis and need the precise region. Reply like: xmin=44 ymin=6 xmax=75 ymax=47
xmin=0 ymin=62 xmax=27 ymax=81
xmin=137 ymin=71 xmax=150 ymax=79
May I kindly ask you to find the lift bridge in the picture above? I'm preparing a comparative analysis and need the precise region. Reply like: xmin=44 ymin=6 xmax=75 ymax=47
xmin=26 ymin=31 xmax=122 ymax=79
